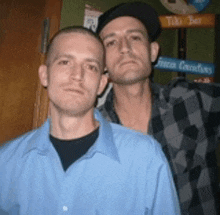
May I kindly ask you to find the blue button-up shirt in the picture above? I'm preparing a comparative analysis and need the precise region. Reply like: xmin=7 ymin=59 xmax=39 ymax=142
xmin=0 ymin=110 xmax=180 ymax=215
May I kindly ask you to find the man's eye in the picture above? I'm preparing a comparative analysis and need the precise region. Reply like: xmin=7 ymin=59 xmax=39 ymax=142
xmin=58 ymin=60 xmax=69 ymax=65
xmin=131 ymin=35 xmax=141 ymax=41
xmin=86 ymin=64 xmax=98 ymax=72
xmin=105 ymin=40 xmax=116 ymax=47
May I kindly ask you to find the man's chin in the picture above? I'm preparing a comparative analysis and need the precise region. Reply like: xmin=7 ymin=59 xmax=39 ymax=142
xmin=61 ymin=108 xmax=92 ymax=118
xmin=51 ymin=102 xmax=94 ymax=118
xmin=111 ymin=76 xmax=148 ymax=85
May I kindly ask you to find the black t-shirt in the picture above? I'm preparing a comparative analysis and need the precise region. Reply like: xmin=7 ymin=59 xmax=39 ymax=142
xmin=50 ymin=128 xmax=99 ymax=171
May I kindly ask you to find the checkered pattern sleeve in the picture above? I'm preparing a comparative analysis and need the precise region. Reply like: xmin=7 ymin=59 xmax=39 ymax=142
xmin=158 ymin=78 xmax=220 ymax=215
xmin=196 ymin=82 xmax=220 ymax=141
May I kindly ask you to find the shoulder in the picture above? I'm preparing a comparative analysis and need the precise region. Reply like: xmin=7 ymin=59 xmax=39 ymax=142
xmin=109 ymin=122 xmax=166 ymax=162
xmin=0 ymin=129 xmax=38 ymax=163
xmin=154 ymin=77 xmax=220 ymax=97
xmin=153 ymin=78 xmax=220 ymax=112
xmin=110 ymin=121 xmax=155 ymax=143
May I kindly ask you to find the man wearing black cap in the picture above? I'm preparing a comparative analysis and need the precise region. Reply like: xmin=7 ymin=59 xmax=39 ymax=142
xmin=96 ymin=2 xmax=220 ymax=215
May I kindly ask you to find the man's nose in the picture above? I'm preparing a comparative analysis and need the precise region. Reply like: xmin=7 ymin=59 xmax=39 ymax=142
xmin=119 ymin=37 xmax=131 ymax=54
xmin=70 ymin=64 xmax=84 ymax=81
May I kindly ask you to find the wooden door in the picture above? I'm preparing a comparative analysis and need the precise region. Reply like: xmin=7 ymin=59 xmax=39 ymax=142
xmin=0 ymin=0 xmax=62 ymax=144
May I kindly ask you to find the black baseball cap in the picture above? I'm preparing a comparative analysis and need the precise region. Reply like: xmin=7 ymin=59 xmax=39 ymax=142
xmin=96 ymin=2 xmax=161 ymax=41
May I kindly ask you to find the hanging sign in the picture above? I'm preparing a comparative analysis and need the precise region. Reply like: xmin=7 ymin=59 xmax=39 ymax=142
xmin=159 ymin=14 xmax=215 ymax=28
xmin=83 ymin=4 xmax=102 ymax=32
xmin=154 ymin=56 xmax=215 ymax=76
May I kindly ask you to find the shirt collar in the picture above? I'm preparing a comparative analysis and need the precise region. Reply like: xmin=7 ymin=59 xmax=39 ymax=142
xmin=22 ymin=118 xmax=51 ymax=157
xmin=84 ymin=110 xmax=120 ymax=162
xmin=22 ymin=110 xmax=120 ymax=162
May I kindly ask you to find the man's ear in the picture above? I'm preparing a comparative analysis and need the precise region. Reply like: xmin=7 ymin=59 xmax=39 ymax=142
xmin=38 ymin=65 xmax=48 ymax=87
xmin=150 ymin=42 xmax=160 ymax=63
xmin=97 ymin=73 xmax=109 ymax=96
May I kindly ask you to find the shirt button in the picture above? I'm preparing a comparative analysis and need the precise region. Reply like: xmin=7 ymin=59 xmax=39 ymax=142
xmin=63 ymin=206 xmax=68 ymax=211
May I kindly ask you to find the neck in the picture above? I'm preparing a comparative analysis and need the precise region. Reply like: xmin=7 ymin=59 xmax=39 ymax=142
xmin=113 ymin=79 xmax=152 ymax=110
xmin=113 ymin=79 xmax=152 ymax=133
xmin=49 ymin=108 xmax=99 ymax=140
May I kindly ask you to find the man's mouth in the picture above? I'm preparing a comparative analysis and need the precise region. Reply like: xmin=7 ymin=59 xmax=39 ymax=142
xmin=120 ymin=60 xmax=136 ymax=67
xmin=64 ymin=88 xmax=84 ymax=95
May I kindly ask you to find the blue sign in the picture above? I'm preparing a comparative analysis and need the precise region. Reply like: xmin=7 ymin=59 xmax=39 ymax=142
xmin=160 ymin=0 xmax=211 ymax=15
xmin=154 ymin=56 xmax=215 ymax=76
xmin=189 ymin=0 xmax=211 ymax=12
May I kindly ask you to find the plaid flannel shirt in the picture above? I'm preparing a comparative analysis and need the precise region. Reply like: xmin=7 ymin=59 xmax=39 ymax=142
xmin=98 ymin=78 xmax=220 ymax=215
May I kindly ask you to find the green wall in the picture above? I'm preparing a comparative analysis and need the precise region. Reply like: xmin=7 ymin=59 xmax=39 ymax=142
xmin=60 ymin=0 xmax=220 ymax=84
xmin=60 ymin=0 xmax=170 ymax=28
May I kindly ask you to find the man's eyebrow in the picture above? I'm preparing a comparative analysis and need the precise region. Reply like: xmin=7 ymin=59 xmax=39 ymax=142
xmin=127 ymin=29 xmax=147 ymax=36
xmin=102 ymin=33 xmax=116 ymax=41
xmin=52 ymin=54 xmax=74 ymax=63
xmin=85 ymin=58 xmax=102 ymax=68
xmin=102 ymin=29 xmax=147 ymax=41
xmin=49 ymin=54 xmax=102 ymax=68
